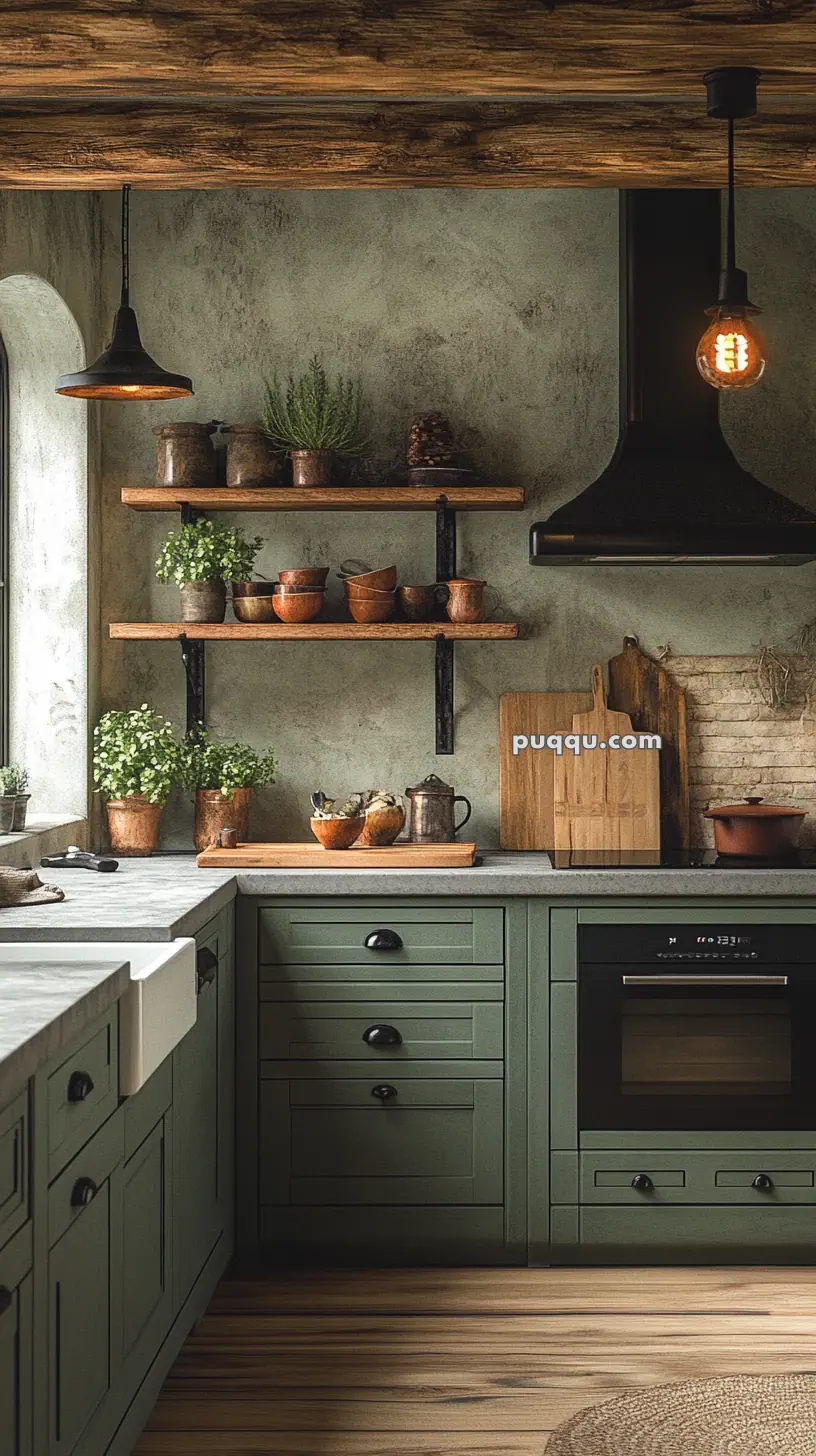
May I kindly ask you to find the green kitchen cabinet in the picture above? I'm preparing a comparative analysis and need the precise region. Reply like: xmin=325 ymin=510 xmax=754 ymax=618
xmin=0 ymin=1090 xmax=29 ymax=1256
xmin=48 ymin=1182 xmax=113 ymax=1455
xmin=259 ymin=905 xmax=504 ymax=966
xmin=119 ymin=1111 xmax=173 ymax=1398
xmin=0 ymin=1228 xmax=32 ymax=1456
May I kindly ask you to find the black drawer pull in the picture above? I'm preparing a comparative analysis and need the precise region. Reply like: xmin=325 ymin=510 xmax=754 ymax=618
xmin=364 ymin=928 xmax=403 ymax=952
xmin=631 ymin=1173 xmax=654 ymax=1193
xmin=0 ymin=1288 xmax=11 ymax=1319
xmin=71 ymin=1176 xmax=98 ymax=1209
xmin=371 ymin=1084 xmax=398 ymax=1100
xmin=196 ymin=946 xmax=218 ymax=993
xmin=362 ymin=1023 xmax=403 ymax=1048
xmin=67 ymin=1070 xmax=94 ymax=1103
xmin=752 ymin=1172 xmax=775 ymax=1192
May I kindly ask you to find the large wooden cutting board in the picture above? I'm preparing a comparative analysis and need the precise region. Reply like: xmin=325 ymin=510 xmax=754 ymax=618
xmin=608 ymin=636 xmax=689 ymax=851
xmin=499 ymin=690 xmax=593 ymax=849
xmin=553 ymin=664 xmax=661 ymax=865
xmin=197 ymin=841 xmax=477 ymax=868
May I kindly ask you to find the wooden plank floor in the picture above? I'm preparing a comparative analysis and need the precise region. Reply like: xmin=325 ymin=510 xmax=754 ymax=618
xmin=135 ymin=1266 xmax=816 ymax=1456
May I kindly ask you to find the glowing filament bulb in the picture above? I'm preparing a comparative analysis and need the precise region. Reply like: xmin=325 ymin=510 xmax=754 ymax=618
xmin=697 ymin=310 xmax=766 ymax=391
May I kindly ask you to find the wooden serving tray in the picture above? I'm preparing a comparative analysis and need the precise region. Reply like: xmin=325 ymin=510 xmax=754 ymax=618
xmin=196 ymin=840 xmax=478 ymax=868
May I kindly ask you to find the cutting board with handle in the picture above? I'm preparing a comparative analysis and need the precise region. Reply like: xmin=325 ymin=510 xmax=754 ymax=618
xmin=553 ymin=664 xmax=661 ymax=865
xmin=500 ymin=690 xmax=593 ymax=849
xmin=608 ymin=635 xmax=689 ymax=851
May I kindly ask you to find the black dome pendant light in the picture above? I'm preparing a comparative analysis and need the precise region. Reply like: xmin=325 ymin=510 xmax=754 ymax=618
xmin=57 ymin=185 xmax=193 ymax=400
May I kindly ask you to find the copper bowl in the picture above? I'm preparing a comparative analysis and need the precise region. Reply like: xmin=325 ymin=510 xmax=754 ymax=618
xmin=348 ymin=596 xmax=395 ymax=623
xmin=232 ymin=580 xmax=276 ymax=597
xmin=232 ymin=593 xmax=277 ymax=623
xmin=344 ymin=582 xmax=397 ymax=600
xmin=272 ymin=587 xmax=324 ymax=623
xmin=341 ymin=565 xmax=397 ymax=591
xmin=310 ymin=815 xmax=364 ymax=849
xmin=279 ymin=567 xmax=330 ymax=588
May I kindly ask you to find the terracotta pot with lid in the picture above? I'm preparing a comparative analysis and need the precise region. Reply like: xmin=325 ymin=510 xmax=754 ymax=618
xmin=704 ymin=796 xmax=807 ymax=858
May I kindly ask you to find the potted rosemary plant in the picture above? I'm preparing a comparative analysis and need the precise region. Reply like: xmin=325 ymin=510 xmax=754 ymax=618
xmin=0 ymin=764 xmax=30 ymax=832
xmin=181 ymin=731 xmax=277 ymax=851
xmin=155 ymin=518 xmax=263 ymax=623
xmin=93 ymin=706 xmax=182 ymax=855
xmin=263 ymin=354 xmax=368 ymax=487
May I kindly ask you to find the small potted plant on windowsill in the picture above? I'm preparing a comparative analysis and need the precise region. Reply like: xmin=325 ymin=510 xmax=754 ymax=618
xmin=93 ymin=705 xmax=182 ymax=856
xmin=0 ymin=765 xmax=30 ymax=832
xmin=155 ymin=518 xmax=263 ymax=623
xmin=263 ymin=354 xmax=368 ymax=487
xmin=181 ymin=731 xmax=277 ymax=851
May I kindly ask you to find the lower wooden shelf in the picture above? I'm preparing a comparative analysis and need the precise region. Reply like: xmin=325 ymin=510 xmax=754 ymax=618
xmin=109 ymin=621 xmax=520 ymax=641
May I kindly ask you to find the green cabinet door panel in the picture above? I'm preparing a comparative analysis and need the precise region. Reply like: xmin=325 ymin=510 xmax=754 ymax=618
xmin=259 ymin=1078 xmax=503 ymax=1206
xmin=259 ymin=905 xmax=504 ymax=966
xmin=259 ymin=1205 xmax=511 ymax=1266
xmin=120 ymin=1117 xmax=173 ymax=1393
xmin=46 ymin=1011 xmax=118 ymax=1181
xmin=549 ymin=909 xmax=578 ymax=982
xmin=549 ymin=982 xmax=577 ymax=1151
xmin=123 ymin=1058 xmax=172 ymax=1161
xmin=0 ymin=1092 xmax=28 ymax=1255
xmin=550 ymin=1204 xmax=816 ymax=1265
xmin=0 ymin=1228 xmax=32 ymax=1456
xmin=260 ymin=964 xmax=504 ymax=990
xmin=48 ymin=1180 xmax=112 ymax=1455
xmin=259 ymin=1000 xmax=503 ymax=1063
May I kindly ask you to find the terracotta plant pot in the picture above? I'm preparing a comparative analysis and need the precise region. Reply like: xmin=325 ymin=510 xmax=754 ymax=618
xmin=223 ymin=423 xmax=282 ymax=489
xmin=356 ymin=802 xmax=406 ymax=847
xmin=106 ymin=796 xmax=164 ymax=857
xmin=310 ymin=815 xmax=364 ymax=849
xmin=291 ymin=449 xmax=333 ymax=487
xmin=180 ymin=580 xmax=227 ymax=623
xmin=194 ymin=787 xmax=251 ymax=852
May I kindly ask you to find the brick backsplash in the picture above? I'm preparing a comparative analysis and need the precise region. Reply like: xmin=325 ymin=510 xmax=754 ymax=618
xmin=663 ymin=656 xmax=816 ymax=847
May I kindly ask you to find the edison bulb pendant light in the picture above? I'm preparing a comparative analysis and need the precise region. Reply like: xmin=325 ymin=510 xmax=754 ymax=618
xmin=696 ymin=67 xmax=766 ymax=393
xmin=57 ymin=185 xmax=193 ymax=400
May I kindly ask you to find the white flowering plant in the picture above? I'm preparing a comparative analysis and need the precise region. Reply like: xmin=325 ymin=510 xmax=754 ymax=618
xmin=155 ymin=519 xmax=263 ymax=588
xmin=93 ymin=706 xmax=182 ymax=804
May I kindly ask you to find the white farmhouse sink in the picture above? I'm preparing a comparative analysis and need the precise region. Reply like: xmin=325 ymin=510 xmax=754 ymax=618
xmin=0 ymin=939 xmax=197 ymax=1094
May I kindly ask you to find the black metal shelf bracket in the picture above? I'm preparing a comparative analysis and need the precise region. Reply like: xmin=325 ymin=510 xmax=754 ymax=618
xmin=435 ymin=495 xmax=457 ymax=755
xmin=179 ymin=632 xmax=206 ymax=736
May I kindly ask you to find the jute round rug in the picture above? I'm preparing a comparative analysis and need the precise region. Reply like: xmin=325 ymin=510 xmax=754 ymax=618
xmin=547 ymin=1373 xmax=816 ymax=1455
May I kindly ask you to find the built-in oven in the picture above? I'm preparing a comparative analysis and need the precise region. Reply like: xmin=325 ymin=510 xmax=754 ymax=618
xmin=579 ymin=924 xmax=816 ymax=1132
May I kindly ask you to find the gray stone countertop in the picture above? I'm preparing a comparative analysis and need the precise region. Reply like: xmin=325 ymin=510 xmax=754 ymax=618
xmin=0 ymin=853 xmax=813 ymax=949
xmin=0 ymin=957 xmax=130 ymax=1106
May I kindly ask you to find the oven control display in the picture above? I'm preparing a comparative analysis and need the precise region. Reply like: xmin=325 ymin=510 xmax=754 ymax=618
xmin=696 ymin=934 xmax=752 ymax=946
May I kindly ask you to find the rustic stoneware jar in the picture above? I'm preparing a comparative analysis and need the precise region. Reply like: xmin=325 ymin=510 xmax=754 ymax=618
xmin=405 ymin=773 xmax=472 ymax=843
xmin=223 ymin=423 xmax=282 ymax=489
xmin=153 ymin=422 xmax=218 ymax=489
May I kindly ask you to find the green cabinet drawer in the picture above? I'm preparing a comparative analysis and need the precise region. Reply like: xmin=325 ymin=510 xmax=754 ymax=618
xmin=0 ymin=1092 xmax=28 ymax=1254
xmin=259 ymin=905 xmax=504 ymax=966
xmin=260 ymin=1076 xmax=503 ymax=1206
xmin=0 ymin=1229 xmax=32 ymax=1456
xmin=551 ymin=1204 xmax=816 ymax=1264
xmin=259 ymin=1205 xmax=510 ymax=1265
xmin=259 ymin=998 xmax=503 ymax=1063
xmin=260 ymin=967 xmax=503 ymax=995
xmin=574 ymin=1150 xmax=816 ymax=1206
xmin=46 ymin=1011 xmax=118 ymax=1182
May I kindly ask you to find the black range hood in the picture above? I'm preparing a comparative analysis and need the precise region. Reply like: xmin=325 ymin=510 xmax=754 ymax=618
xmin=530 ymin=190 xmax=816 ymax=566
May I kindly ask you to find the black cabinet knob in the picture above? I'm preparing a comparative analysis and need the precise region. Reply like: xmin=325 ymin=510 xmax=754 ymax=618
xmin=631 ymin=1173 xmax=654 ymax=1193
xmin=362 ymin=1023 xmax=403 ymax=1048
xmin=71 ymin=1176 xmax=98 ymax=1209
xmin=371 ymin=1084 xmax=398 ymax=1100
xmin=67 ymin=1070 xmax=94 ymax=1103
xmin=364 ymin=928 xmax=403 ymax=952
xmin=196 ymin=946 xmax=218 ymax=993
xmin=0 ymin=1287 xmax=11 ymax=1319
xmin=752 ymin=1172 xmax=775 ymax=1192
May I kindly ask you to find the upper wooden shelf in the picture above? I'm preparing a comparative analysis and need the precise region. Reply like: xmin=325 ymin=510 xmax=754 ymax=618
xmin=109 ymin=621 xmax=519 ymax=642
xmin=120 ymin=486 xmax=524 ymax=513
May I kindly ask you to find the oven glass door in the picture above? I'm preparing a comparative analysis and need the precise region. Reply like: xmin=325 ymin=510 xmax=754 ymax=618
xmin=579 ymin=965 xmax=816 ymax=1131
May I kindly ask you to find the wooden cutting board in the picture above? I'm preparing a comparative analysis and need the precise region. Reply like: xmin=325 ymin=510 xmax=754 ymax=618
xmin=196 ymin=841 xmax=478 ymax=868
xmin=553 ymin=664 xmax=661 ymax=865
xmin=499 ymin=690 xmax=593 ymax=849
xmin=608 ymin=636 xmax=689 ymax=850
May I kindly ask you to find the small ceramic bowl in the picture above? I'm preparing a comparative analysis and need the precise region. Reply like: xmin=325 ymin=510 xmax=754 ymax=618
xmin=272 ymin=587 xmax=324 ymax=623
xmin=232 ymin=594 xmax=277 ymax=623
xmin=342 ymin=565 xmax=397 ymax=591
xmin=348 ymin=596 xmax=395 ymax=624
xmin=310 ymin=815 xmax=364 ymax=849
xmin=279 ymin=567 xmax=330 ymax=588
xmin=232 ymin=580 xmax=276 ymax=597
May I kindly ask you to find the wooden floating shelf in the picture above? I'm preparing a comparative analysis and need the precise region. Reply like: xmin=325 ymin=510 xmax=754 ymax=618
xmin=120 ymin=486 xmax=524 ymax=512
xmin=109 ymin=622 xmax=519 ymax=642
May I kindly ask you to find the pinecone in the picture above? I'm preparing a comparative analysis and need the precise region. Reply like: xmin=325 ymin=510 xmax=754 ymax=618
xmin=407 ymin=412 xmax=458 ymax=469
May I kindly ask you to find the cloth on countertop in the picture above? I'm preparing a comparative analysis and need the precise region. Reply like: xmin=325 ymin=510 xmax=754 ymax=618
xmin=0 ymin=867 xmax=65 ymax=906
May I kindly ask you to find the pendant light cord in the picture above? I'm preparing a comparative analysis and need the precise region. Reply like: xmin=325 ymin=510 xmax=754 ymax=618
xmin=726 ymin=116 xmax=736 ymax=275
xmin=120 ymin=183 xmax=131 ymax=309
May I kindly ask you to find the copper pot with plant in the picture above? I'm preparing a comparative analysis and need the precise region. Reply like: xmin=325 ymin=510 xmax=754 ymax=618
xmin=181 ymin=731 xmax=277 ymax=852
xmin=262 ymin=355 xmax=368 ymax=489
xmin=93 ymin=706 xmax=181 ymax=856
xmin=156 ymin=518 xmax=263 ymax=624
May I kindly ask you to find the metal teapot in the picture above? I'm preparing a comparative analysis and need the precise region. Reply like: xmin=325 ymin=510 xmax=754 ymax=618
xmin=405 ymin=774 xmax=472 ymax=843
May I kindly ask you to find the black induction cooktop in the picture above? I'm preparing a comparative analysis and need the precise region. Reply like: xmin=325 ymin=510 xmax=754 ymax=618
xmin=551 ymin=850 xmax=816 ymax=869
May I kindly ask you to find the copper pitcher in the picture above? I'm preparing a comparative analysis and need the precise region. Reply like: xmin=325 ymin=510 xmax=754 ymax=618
xmin=444 ymin=578 xmax=501 ymax=624
xmin=405 ymin=774 xmax=472 ymax=843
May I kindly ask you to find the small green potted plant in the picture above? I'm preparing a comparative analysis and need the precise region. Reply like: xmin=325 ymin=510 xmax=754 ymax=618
xmin=155 ymin=518 xmax=263 ymax=623
xmin=0 ymin=764 xmax=29 ymax=832
xmin=263 ymin=354 xmax=368 ymax=487
xmin=93 ymin=705 xmax=182 ymax=856
xmin=181 ymin=731 xmax=277 ymax=851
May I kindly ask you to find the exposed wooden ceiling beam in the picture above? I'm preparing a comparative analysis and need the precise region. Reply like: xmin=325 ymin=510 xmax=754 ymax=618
xmin=1 ymin=2 xmax=815 ymax=99
xmin=0 ymin=97 xmax=813 ymax=188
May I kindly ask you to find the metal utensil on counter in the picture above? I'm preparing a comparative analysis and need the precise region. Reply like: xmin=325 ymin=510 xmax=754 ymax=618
xmin=41 ymin=846 xmax=119 ymax=872
xmin=405 ymin=774 xmax=472 ymax=843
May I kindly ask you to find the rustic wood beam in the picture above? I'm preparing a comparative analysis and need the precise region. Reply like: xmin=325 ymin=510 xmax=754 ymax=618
xmin=0 ymin=97 xmax=814 ymax=188
xmin=1 ymin=2 xmax=815 ymax=99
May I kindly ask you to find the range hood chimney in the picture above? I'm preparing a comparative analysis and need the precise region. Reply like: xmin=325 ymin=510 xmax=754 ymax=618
xmin=529 ymin=190 xmax=816 ymax=566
